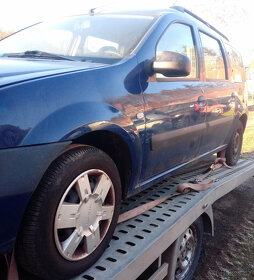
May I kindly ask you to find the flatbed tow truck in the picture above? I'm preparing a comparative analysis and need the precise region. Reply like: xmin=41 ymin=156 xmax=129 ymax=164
xmin=3 ymin=158 xmax=254 ymax=280
xmin=71 ymin=158 xmax=254 ymax=280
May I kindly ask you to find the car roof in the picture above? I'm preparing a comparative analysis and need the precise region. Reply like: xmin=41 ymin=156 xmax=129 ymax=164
xmin=96 ymin=8 xmax=174 ymax=16
xmin=96 ymin=7 xmax=228 ymax=42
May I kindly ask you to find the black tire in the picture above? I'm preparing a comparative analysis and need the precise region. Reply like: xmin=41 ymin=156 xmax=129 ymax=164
xmin=175 ymin=217 xmax=203 ymax=280
xmin=225 ymin=120 xmax=243 ymax=166
xmin=0 ymin=255 xmax=8 ymax=280
xmin=16 ymin=146 xmax=121 ymax=280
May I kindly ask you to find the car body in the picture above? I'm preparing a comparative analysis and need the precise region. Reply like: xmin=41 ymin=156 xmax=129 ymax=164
xmin=0 ymin=6 xmax=247 ymax=279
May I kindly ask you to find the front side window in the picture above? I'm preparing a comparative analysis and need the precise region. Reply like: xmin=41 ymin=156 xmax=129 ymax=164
xmin=156 ymin=23 xmax=198 ymax=79
xmin=0 ymin=14 xmax=156 ymax=63
xmin=199 ymin=32 xmax=226 ymax=80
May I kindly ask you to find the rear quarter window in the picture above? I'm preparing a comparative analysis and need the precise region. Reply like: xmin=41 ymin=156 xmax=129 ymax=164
xmin=225 ymin=43 xmax=244 ymax=83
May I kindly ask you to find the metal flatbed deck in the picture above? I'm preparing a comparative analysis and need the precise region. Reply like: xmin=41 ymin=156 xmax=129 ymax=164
xmin=73 ymin=159 xmax=254 ymax=280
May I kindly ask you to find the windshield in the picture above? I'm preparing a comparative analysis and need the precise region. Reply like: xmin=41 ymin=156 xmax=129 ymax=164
xmin=0 ymin=14 xmax=156 ymax=63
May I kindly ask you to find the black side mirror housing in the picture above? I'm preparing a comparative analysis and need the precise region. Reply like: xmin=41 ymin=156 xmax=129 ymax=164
xmin=146 ymin=51 xmax=191 ymax=77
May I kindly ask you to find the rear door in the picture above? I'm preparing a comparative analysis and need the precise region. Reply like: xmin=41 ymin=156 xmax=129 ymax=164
xmin=197 ymin=31 xmax=236 ymax=154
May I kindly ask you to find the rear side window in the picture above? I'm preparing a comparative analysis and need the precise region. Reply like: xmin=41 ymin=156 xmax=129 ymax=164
xmin=225 ymin=43 xmax=244 ymax=82
xmin=156 ymin=23 xmax=198 ymax=79
xmin=199 ymin=32 xmax=226 ymax=80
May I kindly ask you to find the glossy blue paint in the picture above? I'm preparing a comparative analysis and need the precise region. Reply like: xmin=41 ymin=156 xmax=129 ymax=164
xmin=0 ymin=9 xmax=247 ymax=255
xmin=0 ymin=53 xmax=148 ymax=253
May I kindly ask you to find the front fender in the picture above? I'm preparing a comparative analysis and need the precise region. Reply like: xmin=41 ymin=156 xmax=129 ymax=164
xmin=21 ymin=101 xmax=143 ymax=192
xmin=21 ymin=101 xmax=125 ymax=144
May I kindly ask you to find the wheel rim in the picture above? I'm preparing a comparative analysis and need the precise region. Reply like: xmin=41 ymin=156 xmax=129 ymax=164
xmin=54 ymin=169 xmax=115 ymax=261
xmin=233 ymin=130 xmax=240 ymax=158
xmin=175 ymin=227 xmax=197 ymax=280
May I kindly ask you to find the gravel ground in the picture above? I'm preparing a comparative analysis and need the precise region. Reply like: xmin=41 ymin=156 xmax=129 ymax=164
xmin=193 ymin=152 xmax=254 ymax=280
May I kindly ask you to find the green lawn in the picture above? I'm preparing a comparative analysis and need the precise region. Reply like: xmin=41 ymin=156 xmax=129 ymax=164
xmin=242 ymin=110 xmax=254 ymax=153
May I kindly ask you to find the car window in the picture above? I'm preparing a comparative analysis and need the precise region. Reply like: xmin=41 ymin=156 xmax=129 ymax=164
xmin=224 ymin=43 xmax=244 ymax=82
xmin=199 ymin=32 xmax=226 ymax=80
xmin=156 ymin=23 xmax=198 ymax=79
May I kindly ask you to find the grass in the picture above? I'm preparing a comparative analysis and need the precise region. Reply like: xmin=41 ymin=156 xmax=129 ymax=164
xmin=242 ymin=109 xmax=254 ymax=153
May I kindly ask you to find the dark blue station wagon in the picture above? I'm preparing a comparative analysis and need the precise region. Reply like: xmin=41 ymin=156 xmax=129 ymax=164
xmin=0 ymin=7 xmax=247 ymax=279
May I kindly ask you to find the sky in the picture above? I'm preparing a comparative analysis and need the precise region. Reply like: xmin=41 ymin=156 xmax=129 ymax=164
xmin=0 ymin=0 xmax=174 ymax=31
xmin=0 ymin=0 xmax=254 ymax=64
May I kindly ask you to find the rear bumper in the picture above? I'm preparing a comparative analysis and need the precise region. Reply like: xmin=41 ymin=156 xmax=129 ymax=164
xmin=0 ymin=141 xmax=70 ymax=254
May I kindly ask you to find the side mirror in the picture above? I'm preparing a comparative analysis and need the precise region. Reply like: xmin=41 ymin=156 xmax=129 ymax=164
xmin=146 ymin=51 xmax=191 ymax=77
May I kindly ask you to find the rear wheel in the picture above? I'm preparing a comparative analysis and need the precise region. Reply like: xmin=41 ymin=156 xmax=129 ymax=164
xmin=16 ymin=146 xmax=121 ymax=280
xmin=225 ymin=120 xmax=243 ymax=166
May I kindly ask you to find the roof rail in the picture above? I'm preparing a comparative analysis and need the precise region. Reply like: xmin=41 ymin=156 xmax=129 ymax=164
xmin=170 ymin=6 xmax=229 ymax=41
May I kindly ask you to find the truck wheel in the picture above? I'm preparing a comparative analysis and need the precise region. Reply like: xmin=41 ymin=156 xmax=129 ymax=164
xmin=16 ymin=146 xmax=121 ymax=280
xmin=225 ymin=120 xmax=243 ymax=166
xmin=175 ymin=217 xmax=203 ymax=280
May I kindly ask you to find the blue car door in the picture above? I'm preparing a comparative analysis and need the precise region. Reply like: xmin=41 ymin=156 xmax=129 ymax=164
xmin=140 ymin=22 xmax=206 ymax=182
xmin=197 ymin=31 xmax=237 ymax=154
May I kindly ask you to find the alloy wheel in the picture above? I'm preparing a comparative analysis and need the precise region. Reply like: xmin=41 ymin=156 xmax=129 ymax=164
xmin=54 ymin=169 xmax=115 ymax=261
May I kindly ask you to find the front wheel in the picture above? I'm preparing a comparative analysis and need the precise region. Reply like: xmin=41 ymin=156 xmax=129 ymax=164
xmin=175 ymin=217 xmax=203 ymax=280
xmin=16 ymin=146 xmax=121 ymax=280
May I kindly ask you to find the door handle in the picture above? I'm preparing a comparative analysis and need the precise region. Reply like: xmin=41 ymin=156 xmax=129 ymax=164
xmin=231 ymin=92 xmax=238 ymax=98
xmin=194 ymin=95 xmax=206 ymax=111
xmin=197 ymin=95 xmax=206 ymax=106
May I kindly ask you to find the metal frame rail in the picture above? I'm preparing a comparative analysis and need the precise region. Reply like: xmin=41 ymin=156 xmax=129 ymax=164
xmin=170 ymin=6 xmax=229 ymax=41
xmin=73 ymin=159 xmax=254 ymax=280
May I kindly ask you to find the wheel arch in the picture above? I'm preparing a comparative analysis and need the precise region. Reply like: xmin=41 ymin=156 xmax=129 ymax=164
xmin=239 ymin=113 xmax=247 ymax=132
xmin=71 ymin=130 xmax=135 ymax=199
xmin=201 ymin=207 xmax=214 ymax=236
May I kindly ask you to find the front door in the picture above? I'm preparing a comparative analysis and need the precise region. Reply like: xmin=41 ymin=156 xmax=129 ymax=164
xmin=140 ymin=22 xmax=206 ymax=181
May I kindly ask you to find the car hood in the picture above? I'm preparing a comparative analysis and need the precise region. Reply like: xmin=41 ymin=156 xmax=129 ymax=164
xmin=0 ymin=57 xmax=107 ymax=87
